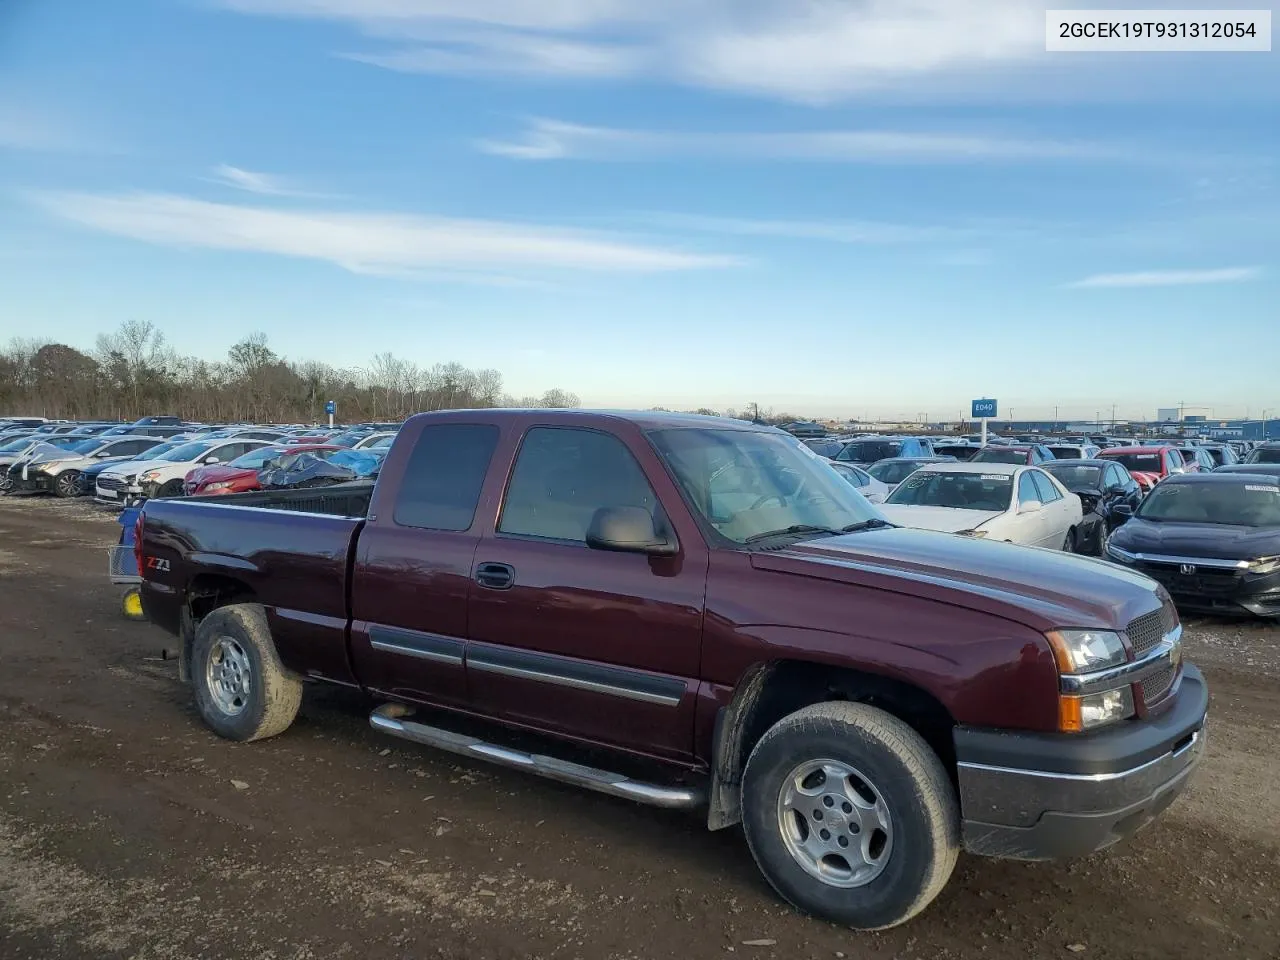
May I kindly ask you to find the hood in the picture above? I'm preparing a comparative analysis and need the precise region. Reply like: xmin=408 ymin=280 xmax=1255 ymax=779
xmin=1110 ymin=518 xmax=1280 ymax=562
xmin=878 ymin=505 xmax=1004 ymax=534
xmin=187 ymin=464 xmax=254 ymax=485
xmin=753 ymin=527 xmax=1165 ymax=632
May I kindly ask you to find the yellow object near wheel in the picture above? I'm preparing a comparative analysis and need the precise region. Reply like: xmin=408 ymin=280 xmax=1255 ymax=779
xmin=121 ymin=587 xmax=145 ymax=620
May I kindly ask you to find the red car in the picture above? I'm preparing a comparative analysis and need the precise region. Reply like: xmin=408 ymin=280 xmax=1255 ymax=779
xmin=1097 ymin=445 xmax=1185 ymax=493
xmin=183 ymin=444 xmax=339 ymax=496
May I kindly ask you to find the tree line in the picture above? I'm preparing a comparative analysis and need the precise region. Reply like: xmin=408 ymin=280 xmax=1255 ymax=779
xmin=0 ymin=321 xmax=582 ymax=424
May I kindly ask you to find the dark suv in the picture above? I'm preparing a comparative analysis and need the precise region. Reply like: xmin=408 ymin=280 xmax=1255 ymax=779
xmin=1245 ymin=442 xmax=1280 ymax=465
xmin=834 ymin=436 xmax=935 ymax=466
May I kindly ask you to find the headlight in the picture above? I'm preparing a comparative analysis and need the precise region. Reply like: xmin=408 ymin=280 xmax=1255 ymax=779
xmin=206 ymin=481 xmax=232 ymax=491
xmin=1105 ymin=542 xmax=1136 ymax=563
xmin=956 ymin=529 xmax=988 ymax=538
xmin=1059 ymin=687 xmax=1135 ymax=732
xmin=140 ymin=470 xmax=160 ymax=482
xmin=1248 ymin=556 xmax=1280 ymax=575
xmin=1045 ymin=629 xmax=1127 ymax=674
xmin=36 ymin=460 xmax=65 ymax=472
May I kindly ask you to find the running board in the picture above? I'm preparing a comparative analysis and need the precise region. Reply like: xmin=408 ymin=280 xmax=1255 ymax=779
xmin=370 ymin=703 xmax=705 ymax=810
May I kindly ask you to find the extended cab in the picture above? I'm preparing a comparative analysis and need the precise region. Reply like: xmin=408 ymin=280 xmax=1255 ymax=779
xmin=137 ymin=411 xmax=1207 ymax=930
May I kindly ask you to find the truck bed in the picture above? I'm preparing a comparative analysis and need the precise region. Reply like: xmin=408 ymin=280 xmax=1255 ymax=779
xmin=188 ymin=480 xmax=374 ymax=518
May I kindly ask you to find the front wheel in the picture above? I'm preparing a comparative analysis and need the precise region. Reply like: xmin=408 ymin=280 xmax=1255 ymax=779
xmin=54 ymin=470 xmax=83 ymax=498
xmin=1062 ymin=528 xmax=1076 ymax=552
xmin=741 ymin=702 xmax=959 ymax=930
xmin=158 ymin=479 xmax=185 ymax=498
xmin=192 ymin=603 xmax=303 ymax=742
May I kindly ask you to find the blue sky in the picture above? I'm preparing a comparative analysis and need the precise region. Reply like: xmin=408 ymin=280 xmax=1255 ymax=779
xmin=1 ymin=0 xmax=1276 ymax=420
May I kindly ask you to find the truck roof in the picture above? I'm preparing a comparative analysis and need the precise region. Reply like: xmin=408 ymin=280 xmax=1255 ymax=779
xmin=405 ymin=409 xmax=774 ymax=432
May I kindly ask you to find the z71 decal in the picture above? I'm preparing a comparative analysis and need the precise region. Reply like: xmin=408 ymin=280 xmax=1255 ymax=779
xmin=146 ymin=557 xmax=171 ymax=573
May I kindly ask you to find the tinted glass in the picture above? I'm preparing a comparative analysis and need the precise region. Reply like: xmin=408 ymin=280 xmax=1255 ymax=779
xmin=1138 ymin=481 xmax=1280 ymax=526
xmin=501 ymin=428 xmax=660 ymax=542
xmin=1048 ymin=446 xmax=1082 ymax=459
xmin=973 ymin=448 xmax=1028 ymax=465
xmin=1101 ymin=451 xmax=1162 ymax=472
xmin=868 ymin=460 xmax=926 ymax=485
xmin=1047 ymin=463 xmax=1103 ymax=490
xmin=836 ymin=440 xmax=901 ymax=463
xmin=161 ymin=442 xmax=215 ymax=462
xmin=830 ymin=463 xmax=868 ymax=487
xmin=887 ymin=471 xmax=1013 ymax=511
xmin=394 ymin=424 xmax=499 ymax=531
xmin=1030 ymin=471 xmax=1062 ymax=503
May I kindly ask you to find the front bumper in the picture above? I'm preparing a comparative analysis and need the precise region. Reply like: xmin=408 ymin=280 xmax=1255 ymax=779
xmin=7 ymin=470 xmax=56 ymax=493
xmin=956 ymin=664 xmax=1208 ymax=860
xmin=95 ymin=481 xmax=144 ymax=506
xmin=1109 ymin=555 xmax=1280 ymax=617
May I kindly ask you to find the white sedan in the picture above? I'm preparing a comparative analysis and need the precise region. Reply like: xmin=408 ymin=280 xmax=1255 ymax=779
xmin=879 ymin=461 xmax=1084 ymax=550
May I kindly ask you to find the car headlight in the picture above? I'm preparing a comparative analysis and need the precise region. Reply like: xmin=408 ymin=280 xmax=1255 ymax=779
xmin=1105 ymin=542 xmax=1136 ymax=563
xmin=1060 ymin=687 xmax=1136 ymax=732
xmin=956 ymin=529 xmax=988 ymax=538
xmin=36 ymin=460 xmax=65 ymax=473
xmin=206 ymin=481 xmax=232 ymax=491
xmin=1045 ymin=629 xmax=1127 ymax=674
xmin=140 ymin=470 xmax=160 ymax=482
xmin=1248 ymin=556 xmax=1280 ymax=575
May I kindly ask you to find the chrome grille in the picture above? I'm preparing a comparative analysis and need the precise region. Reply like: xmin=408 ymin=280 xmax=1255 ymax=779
xmin=1125 ymin=603 xmax=1177 ymax=656
xmin=97 ymin=476 xmax=127 ymax=491
xmin=1140 ymin=664 xmax=1176 ymax=704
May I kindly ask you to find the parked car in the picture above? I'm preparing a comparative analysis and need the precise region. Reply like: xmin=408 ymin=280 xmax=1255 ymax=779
xmin=184 ymin=444 xmax=341 ymax=496
xmin=1097 ymin=446 xmax=1185 ymax=493
xmin=96 ymin=439 xmax=273 ymax=504
xmin=1041 ymin=460 xmax=1143 ymax=554
xmin=970 ymin=444 xmax=1055 ymax=466
xmin=1245 ymin=442 xmax=1280 ymax=465
xmin=99 ymin=423 xmax=191 ymax=439
xmin=833 ymin=436 xmax=935 ymax=466
xmin=879 ymin=462 xmax=1084 ymax=550
xmin=827 ymin=461 xmax=891 ymax=503
xmin=1174 ymin=446 xmax=1216 ymax=474
xmin=136 ymin=409 xmax=1206 ymax=930
xmin=258 ymin=447 xmax=385 ymax=489
xmin=353 ymin=431 xmax=398 ymax=450
xmin=1214 ymin=464 xmax=1280 ymax=480
xmin=801 ymin=437 xmax=847 ymax=459
xmin=6 ymin=435 xmax=165 ymax=497
xmin=866 ymin=457 xmax=957 ymax=495
xmin=1 ymin=436 xmax=100 ymax=492
xmin=1198 ymin=443 xmax=1239 ymax=467
xmin=1046 ymin=444 xmax=1101 ymax=460
xmin=1105 ymin=473 xmax=1280 ymax=618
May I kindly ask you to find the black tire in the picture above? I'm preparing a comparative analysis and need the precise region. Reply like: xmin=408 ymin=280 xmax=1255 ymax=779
xmin=1062 ymin=528 xmax=1075 ymax=552
xmin=741 ymin=701 xmax=959 ymax=930
xmin=158 ymin=479 xmax=185 ymax=498
xmin=54 ymin=470 xmax=82 ymax=498
xmin=191 ymin=603 xmax=303 ymax=742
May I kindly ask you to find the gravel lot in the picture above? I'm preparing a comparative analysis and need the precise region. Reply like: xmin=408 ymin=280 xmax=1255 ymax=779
xmin=1 ymin=495 xmax=1278 ymax=960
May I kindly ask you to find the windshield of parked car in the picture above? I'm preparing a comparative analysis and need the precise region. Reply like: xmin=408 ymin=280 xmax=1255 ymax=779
xmin=1045 ymin=464 xmax=1104 ymax=490
xmin=835 ymin=439 xmax=901 ymax=463
xmin=0 ymin=438 xmax=34 ymax=452
xmin=971 ymin=448 xmax=1027 ymax=465
xmin=1247 ymin=448 xmax=1280 ymax=464
xmin=867 ymin=460 xmax=927 ymax=485
xmin=160 ymin=441 xmax=215 ymax=462
xmin=886 ymin=471 xmax=1014 ymax=511
xmin=228 ymin=446 xmax=286 ymax=468
xmin=1102 ymin=451 xmax=1163 ymax=472
xmin=649 ymin=428 xmax=881 ymax=544
xmin=1138 ymin=481 xmax=1280 ymax=526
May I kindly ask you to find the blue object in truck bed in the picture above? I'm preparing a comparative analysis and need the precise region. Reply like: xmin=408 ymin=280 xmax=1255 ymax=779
xmin=110 ymin=506 xmax=141 ymax=583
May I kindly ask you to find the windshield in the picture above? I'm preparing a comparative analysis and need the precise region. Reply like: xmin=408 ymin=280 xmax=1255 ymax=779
xmin=161 ymin=441 xmax=215 ymax=462
xmin=835 ymin=440 xmax=901 ymax=463
xmin=649 ymin=428 xmax=881 ymax=544
xmin=972 ymin=448 xmax=1028 ymax=465
xmin=130 ymin=440 xmax=181 ymax=460
xmin=1247 ymin=448 xmax=1280 ymax=464
xmin=229 ymin=446 xmax=286 ymax=468
xmin=370 ymin=435 xmax=395 ymax=449
xmin=1045 ymin=465 xmax=1103 ymax=490
xmin=0 ymin=438 xmax=33 ymax=452
xmin=1102 ymin=452 xmax=1162 ymax=472
xmin=868 ymin=460 xmax=927 ymax=485
xmin=1138 ymin=482 xmax=1280 ymax=526
xmin=67 ymin=439 xmax=104 ymax=454
xmin=886 ymin=471 xmax=1014 ymax=511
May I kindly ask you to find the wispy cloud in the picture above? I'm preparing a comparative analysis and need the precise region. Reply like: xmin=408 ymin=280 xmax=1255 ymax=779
xmin=31 ymin=191 xmax=739 ymax=276
xmin=214 ymin=0 xmax=1061 ymax=102
xmin=1069 ymin=267 xmax=1263 ymax=289
xmin=478 ymin=118 xmax=1126 ymax=164
xmin=205 ymin=164 xmax=329 ymax=197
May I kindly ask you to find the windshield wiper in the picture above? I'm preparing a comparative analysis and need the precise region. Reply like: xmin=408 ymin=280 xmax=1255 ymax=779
xmin=742 ymin=524 xmax=843 ymax=544
xmin=840 ymin=518 xmax=894 ymax=533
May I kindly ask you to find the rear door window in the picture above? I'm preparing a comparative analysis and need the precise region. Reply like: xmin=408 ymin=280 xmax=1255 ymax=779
xmin=393 ymin=424 xmax=500 ymax=531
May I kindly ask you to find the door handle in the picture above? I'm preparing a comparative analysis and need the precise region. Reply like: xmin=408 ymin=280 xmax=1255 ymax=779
xmin=475 ymin=561 xmax=515 ymax=590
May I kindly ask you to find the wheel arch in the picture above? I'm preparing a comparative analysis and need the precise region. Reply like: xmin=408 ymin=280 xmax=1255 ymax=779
xmin=707 ymin=659 xmax=958 ymax=831
xmin=180 ymin=574 xmax=259 ymax=683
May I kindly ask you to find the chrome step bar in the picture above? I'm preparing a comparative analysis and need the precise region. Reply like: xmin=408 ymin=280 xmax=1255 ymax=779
xmin=370 ymin=703 xmax=704 ymax=810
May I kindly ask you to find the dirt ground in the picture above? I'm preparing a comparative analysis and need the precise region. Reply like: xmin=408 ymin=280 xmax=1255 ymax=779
xmin=1 ymin=496 xmax=1278 ymax=960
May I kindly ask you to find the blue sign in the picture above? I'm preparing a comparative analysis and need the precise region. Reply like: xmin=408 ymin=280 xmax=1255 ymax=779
xmin=971 ymin=398 xmax=998 ymax=419
xmin=324 ymin=400 xmax=336 ymax=415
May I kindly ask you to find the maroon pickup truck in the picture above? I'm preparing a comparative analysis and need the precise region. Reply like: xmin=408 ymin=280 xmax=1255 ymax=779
xmin=137 ymin=410 xmax=1207 ymax=929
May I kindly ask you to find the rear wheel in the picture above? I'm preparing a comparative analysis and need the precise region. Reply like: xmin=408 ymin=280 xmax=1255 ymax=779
xmin=741 ymin=702 xmax=959 ymax=930
xmin=192 ymin=603 xmax=302 ymax=742
xmin=54 ymin=470 xmax=82 ymax=498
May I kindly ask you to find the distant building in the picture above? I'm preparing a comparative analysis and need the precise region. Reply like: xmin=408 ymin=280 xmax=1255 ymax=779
xmin=1157 ymin=408 xmax=1180 ymax=422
